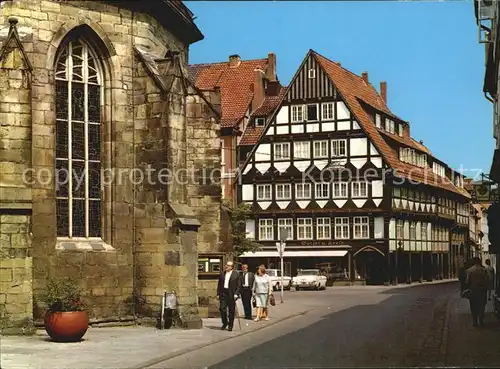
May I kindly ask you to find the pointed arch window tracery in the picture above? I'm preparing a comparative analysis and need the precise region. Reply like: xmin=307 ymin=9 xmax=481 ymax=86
xmin=55 ymin=39 xmax=103 ymax=238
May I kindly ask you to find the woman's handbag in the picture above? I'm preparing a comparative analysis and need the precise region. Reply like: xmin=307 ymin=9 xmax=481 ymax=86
xmin=252 ymin=296 xmax=256 ymax=308
xmin=269 ymin=293 xmax=276 ymax=306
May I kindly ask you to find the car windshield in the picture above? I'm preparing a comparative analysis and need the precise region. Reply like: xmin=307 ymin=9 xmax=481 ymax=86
xmin=267 ymin=270 xmax=277 ymax=277
xmin=297 ymin=270 xmax=318 ymax=276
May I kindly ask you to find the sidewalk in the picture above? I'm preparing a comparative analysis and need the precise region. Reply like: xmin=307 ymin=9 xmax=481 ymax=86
xmin=445 ymin=294 xmax=500 ymax=367
xmin=0 ymin=298 xmax=313 ymax=369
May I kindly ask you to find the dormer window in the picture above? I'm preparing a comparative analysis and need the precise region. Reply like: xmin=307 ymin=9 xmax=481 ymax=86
xmin=375 ymin=114 xmax=381 ymax=128
xmin=255 ymin=117 xmax=266 ymax=127
xmin=398 ymin=124 xmax=404 ymax=137
xmin=308 ymin=69 xmax=316 ymax=79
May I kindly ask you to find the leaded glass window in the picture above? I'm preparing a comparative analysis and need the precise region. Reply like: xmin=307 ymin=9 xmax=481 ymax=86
xmin=55 ymin=40 xmax=102 ymax=238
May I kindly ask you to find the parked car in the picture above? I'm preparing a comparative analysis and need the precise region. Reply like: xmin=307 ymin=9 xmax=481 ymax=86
xmin=292 ymin=269 xmax=327 ymax=291
xmin=265 ymin=269 xmax=292 ymax=291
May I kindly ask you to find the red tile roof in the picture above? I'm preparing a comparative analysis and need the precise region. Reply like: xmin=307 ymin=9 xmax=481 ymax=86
xmin=378 ymin=129 xmax=433 ymax=155
xmin=188 ymin=58 xmax=270 ymax=128
xmin=240 ymin=87 xmax=286 ymax=146
xmin=313 ymin=51 xmax=469 ymax=198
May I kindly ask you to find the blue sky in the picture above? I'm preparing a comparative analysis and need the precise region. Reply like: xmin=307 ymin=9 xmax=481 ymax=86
xmin=187 ymin=1 xmax=493 ymax=178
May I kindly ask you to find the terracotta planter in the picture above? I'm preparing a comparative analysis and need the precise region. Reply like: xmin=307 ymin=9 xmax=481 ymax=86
xmin=44 ymin=311 xmax=89 ymax=342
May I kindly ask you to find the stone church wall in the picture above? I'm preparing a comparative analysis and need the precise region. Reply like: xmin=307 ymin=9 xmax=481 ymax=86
xmin=0 ymin=0 xmax=221 ymax=330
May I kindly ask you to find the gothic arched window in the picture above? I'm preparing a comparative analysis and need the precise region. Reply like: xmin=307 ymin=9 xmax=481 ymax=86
xmin=55 ymin=40 xmax=102 ymax=238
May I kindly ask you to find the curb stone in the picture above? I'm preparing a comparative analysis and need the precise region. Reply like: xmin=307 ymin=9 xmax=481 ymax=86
xmin=130 ymin=309 xmax=313 ymax=369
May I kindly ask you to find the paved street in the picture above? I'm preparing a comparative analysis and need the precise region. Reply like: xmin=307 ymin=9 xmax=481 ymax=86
xmin=148 ymin=282 xmax=500 ymax=368
xmin=3 ymin=282 xmax=500 ymax=369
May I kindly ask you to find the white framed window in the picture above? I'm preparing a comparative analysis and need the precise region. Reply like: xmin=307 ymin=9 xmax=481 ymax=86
xmin=297 ymin=218 xmax=313 ymax=240
xmin=396 ymin=220 xmax=404 ymax=239
xmin=353 ymin=216 xmax=369 ymax=239
xmin=334 ymin=217 xmax=349 ymax=239
xmin=313 ymin=140 xmax=328 ymax=158
xmin=255 ymin=117 xmax=266 ymax=127
xmin=322 ymin=102 xmax=334 ymax=121
xmin=256 ymin=184 xmax=272 ymax=200
xmin=306 ymin=104 xmax=319 ymax=121
xmin=308 ymin=69 xmax=316 ymax=79
xmin=274 ymin=142 xmax=290 ymax=160
xmin=375 ymin=113 xmax=381 ymax=128
xmin=333 ymin=182 xmax=348 ymax=198
xmin=276 ymin=184 xmax=291 ymax=200
xmin=291 ymin=105 xmax=304 ymax=123
xmin=294 ymin=141 xmax=310 ymax=159
xmin=278 ymin=218 xmax=293 ymax=240
xmin=295 ymin=183 xmax=311 ymax=199
xmin=421 ymin=222 xmax=427 ymax=241
xmin=398 ymin=123 xmax=404 ymax=137
xmin=315 ymin=182 xmax=330 ymax=199
xmin=351 ymin=182 xmax=368 ymax=198
xmin=258 ymin=219 xmax=274 ymax=240
xmin=331 ymin=139 xmax=347 ymax=157
xmin=409 ymin=222 xmax=416 ymax=240
xmin=316 ymin=217 xmax=331 ymax=239
xmin=55 ymin=39 xmax=103 ymax=238
xmin=386 ymin=119 xmax=395 ymax=134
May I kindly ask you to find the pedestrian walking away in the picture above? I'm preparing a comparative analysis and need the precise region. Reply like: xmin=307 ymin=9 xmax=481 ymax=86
xmin=458 ymin=259 xmax=471 ymax=294
xmin=484 ymin=259 xmax=495 ymax=301
xmin=240 ymin=264 xmax=255 ymax=320
xmin=217 ymin=261 xmax=242 ymax=331
xmin=465 ymin=257 xmax=489 ymax=327
xmin=252 ymin=265 xmax=273 ymax=322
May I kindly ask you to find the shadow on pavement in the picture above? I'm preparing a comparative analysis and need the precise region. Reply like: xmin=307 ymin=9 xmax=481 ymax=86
xmin=209 ymin=282 xmax=481 ymax=369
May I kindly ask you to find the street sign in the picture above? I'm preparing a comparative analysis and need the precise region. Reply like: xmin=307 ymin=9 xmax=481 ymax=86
xmin=275 ymin=242 xmax=284 ymax=255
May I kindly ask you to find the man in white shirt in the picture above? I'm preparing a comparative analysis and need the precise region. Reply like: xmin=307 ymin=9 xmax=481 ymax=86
xmin=216 ymin=261 xmax=241 ymax=331
xmin=240 ymin=264 xmax=255 ymax=320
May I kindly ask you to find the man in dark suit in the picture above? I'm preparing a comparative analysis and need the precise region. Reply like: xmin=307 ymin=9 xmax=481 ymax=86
xmin=217 ymin=261 xmax=241 ymax=331
xmin=240 ymin=264 xmax=255 ymax=320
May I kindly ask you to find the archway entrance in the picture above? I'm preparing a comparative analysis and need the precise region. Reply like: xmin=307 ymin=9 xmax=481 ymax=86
xmin=354 ymin=246 xmax=386 ymax=285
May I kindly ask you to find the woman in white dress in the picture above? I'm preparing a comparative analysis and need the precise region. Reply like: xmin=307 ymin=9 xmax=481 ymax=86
xmin=252 ymin=265 xmax=272 ymax=321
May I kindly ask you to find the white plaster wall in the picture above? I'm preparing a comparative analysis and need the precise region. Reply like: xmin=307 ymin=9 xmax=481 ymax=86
xmin=276 ymin=106 xmax=289 ymax=124
xmin=306 ymin=123 xmax=320 ymax=133
xmin=276 ymin=126 xmax=289 ymax=135
xmin=350 ymin=138 xmax=367 ymax=156
xmin=374 ymin=217 xmax=384 ymax=239
xmin=322 ymin=122 xmax=335 ymax=131
xmin=337 ymin=121 xmax=350 ymax=130
xmin=291 ymin=125 xmax=304 ymax=134
xmin=372 ymin=180 xmax=383 ymax=198
xmin=337 ymin=101 xmax=350 ymax=119
xmin=241 ymin=184 xmax=254 ymax=201
xmin=245 ymin=219 xmax=255 ymax=239
xmin=255 ymin=143 xmax=270 ymax=162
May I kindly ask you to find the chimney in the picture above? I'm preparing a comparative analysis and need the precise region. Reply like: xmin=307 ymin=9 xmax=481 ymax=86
xmin=361 ymin=72 xmax=369 ymax=84
xmin=229 ymin=54 xmax=241 ymax=68
xmin=251 ymin=69 xmax=265 ymax=113
xmin=380 ymin=81 xmax=387 ymax=103
xmin=266 ymin=52 xmax=277 ymax=81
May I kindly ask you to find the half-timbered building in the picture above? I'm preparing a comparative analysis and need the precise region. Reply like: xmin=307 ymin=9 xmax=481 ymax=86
xmin=237 ymin=50 xmax=471 ymax=285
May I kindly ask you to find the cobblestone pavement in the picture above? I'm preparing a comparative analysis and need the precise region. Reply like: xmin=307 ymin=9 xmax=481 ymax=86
xmin=150 ymin=282 xmax=500 ymax=369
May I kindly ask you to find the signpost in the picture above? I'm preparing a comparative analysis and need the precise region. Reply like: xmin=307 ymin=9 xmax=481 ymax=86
xmin=277 ymin=230 xmax=288 ymax=304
